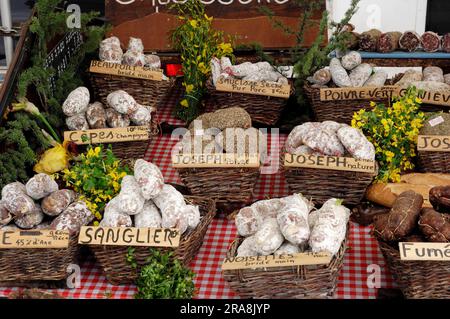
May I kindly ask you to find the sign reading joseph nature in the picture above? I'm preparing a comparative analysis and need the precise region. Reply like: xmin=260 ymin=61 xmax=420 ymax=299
xmin=105 ymin=0 xmax=323 ymax=51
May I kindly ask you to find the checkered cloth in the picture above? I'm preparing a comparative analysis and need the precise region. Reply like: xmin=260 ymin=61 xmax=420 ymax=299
xmin=0 ymin=132 xmax=396 ymax=299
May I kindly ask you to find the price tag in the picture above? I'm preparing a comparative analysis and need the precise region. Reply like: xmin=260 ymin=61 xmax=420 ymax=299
xmin=89 ymin=60 xmax=163 ymax=81
xmin=429 ymin=116 xmax=444 ymax=127
xmin=215 ymin=77 xmax=290 ymax=98
xmin=64 ymin=126 xmax=150 ymax=145
xmin=320 ymin=86 xmax=398 ymax=101
xmin=78 ymin=227 xmax=180 ymax=248
xmin=399 ymin=242 xmax=450 ymax=261
xmin=417 ymin=135 xmax=450 ymax=152
xmin=284 ymin=154 xmax=377 ymax=174
xmin=0 ymin=230 xmax=70 ymax=249
xmin=222 ymin=252 xmax=332 ymax=271
xmin=172 ymin=153 xmax=260 ymax=168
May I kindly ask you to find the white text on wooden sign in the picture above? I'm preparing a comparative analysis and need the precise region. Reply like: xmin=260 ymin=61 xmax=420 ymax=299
xmin=320 ymin=86 xmax=398 ymax=101
xmin=222 ymin=252 xmax=332 ymax=271
xmin=172 ymin=153 xmax=260 ymax=168
xmin=64 ymin=126 xmax=150 ymax=145
xmin=395 ymin=87 xmax=450 ymax=107
xmin=417 ymin=135 xmax=450 ymax=152
xmin=0 ymin=230 xmax=70 ymax=249
xmin=215 ymin=77 xmax=290 ymax=98
xmin=89 ymin=60 xmax=163 ymax=81
xmin=284 ymin=154 xmax=377 ymax=174
xmin=78 ymin=227 xmax=180 ymax=248
xmin=399 ymin=242 xmax=450 ymax=261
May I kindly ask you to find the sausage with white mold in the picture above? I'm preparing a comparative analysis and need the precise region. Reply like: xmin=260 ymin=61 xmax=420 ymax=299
xmin=105 ymin=108 xmax=130 ymax=128
xmin=66 ymin=114 xmax=89 ymax=131
xmin=337 ymin=126 xmax=375 ymax=161
xmin=134 ymin=201 xmax=162 ymax=228
xmin=50 ymin=201 xmax=94 ymax=236
xmin=116 ymin=175 xmax=145 ymax=215
xmin=107 ymin=90 xmax=139 ymax=115
xmin=134 ymin=159 xmax=164 ymax=200
xmin=2 ymin=182 xmax=37 ymax=217
xmin=277 ymin=194 xmax=313 ymax=245
xmin=15 ymin=204 xmax=44 ymax=229
xmin=86 ymin=102 xmax=107 ymax=129
xmin=62 ymin=87 xmax=90 ymax=117
xmin=25 ymin=173 xmax=59 ymax=200
xmin=349 ymin=63 xmax=373 ymax=87
xmin=253 ymin=218 xmax=284 ymax=255
xmin=330 ymin=58 xmax=352 ymax=87
xmin=41 ymin=189 xmax=77 ymax=217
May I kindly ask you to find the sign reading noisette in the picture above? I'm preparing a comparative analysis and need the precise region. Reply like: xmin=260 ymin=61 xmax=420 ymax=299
xmin=417 ymin=135 xmax=450 ymax=152
xmin=172 ymin=153 xmax=260 ymax=168
xmin=215 ymin=77 xmax=290 ymax=98
xmin=64 ymin=126 xmax=150 ymax=145
xmin=222 ymin=252 xmax=332 ymax=270
xmin=89 ymin=60 xmax=163 ymax=81
xmin=284 ymin=154 xmax=377 ymax=174
xmin=0 ymin=230 xmax=70 ymax=249
xmin=320 ymin=86 xmax=398 ymax=101
xmin=78 ymin=227 xmax=180 ymax=248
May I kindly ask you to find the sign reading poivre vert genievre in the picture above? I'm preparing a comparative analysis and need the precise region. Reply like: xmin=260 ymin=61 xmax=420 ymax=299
xmin=394 ymin=87 xmax=450 ymax=107
xmin=399 ymin=242 xmax=450 ymax=261
xmin=215 ymin=77 xmax=291 ymax=99
xmin=78 ymin=227 xmax=180 ymax=248
xmin=320 ymin=86 xmax=398 ymax=101
xmin=222 ymin=251 xmax=332 ymax=271
xmin=89 ymin=60 xmax=163 ymax=81
xmin=172 ymin=153 xmax=260 ymax=168
xmin=284 ymin=154 xmax=377 ymax=174
xmin=0 ymin=230 xmax=70 ymax=249
xmin=417 ymin=135 xmax=450 ymax=152
xmin=64 ymin=126 xmax=150 ymax=145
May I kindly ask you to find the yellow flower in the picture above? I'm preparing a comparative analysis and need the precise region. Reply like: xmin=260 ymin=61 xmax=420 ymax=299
xmin=370 ymin=101 xmax=376 ymax=107
xmin=218 ymin=42 xmax=233 ymax=55
xmin=190 ymin=20 xmax=198 ymax=28
xmin=34 ymin=143 xmax=70 ymax=174
xmin=94 ymin=147 xmax=101 ymax=156
xmin=204 ymin=14 xmax=213 ymax=22
xmin=185 ymin=84 xmax=194 ymax=94
xmin=180 ymin=99 xmax=189 ymax=108
xmin=198 ymin=62 xmax=209 ymax=75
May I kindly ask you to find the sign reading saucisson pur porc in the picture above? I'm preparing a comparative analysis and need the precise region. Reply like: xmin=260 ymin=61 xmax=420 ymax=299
xmin=64 ymin=126 xmax=150 ymax=145
xmin=319 ymin=86 xmax=398 ymax=101
xmin=78 ymin=227 xmax=180 ymax=248
xmin=222 ymin=251 xmax=332 ymax=271
xmin=215 ymin=77 xmax=291 ymax=99
xmin=89 ymin=60 xmax=163 ymax=81
xmin=284 ymin=154 xmax=377 ymax=174
xmin=172 ymin=153 xmax=260 ymax=168
xmin=417 ymin=135 xmax=450 ymax=152
xmin=0 ymin=230 xmax=70 ymax=249
xmin=399 ymin=242 xmax=450 ymax=261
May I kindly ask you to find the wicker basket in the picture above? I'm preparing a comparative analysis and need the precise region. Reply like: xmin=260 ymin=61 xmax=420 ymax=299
xmin=89 ymin=196 xmax=216 ymax=285
xmin=89 ymin=72 xmax=175 ymax=108
xmin=75 ymin=119 xmax=159 ymax=161
xmin=223 ymin=233 xmax=348 ymax=299
xmin=378 ymin=240 xmax=450 ymax=299
xmin=206 ymin=79 xmax=292 ymax=126
xmin=417 ymin=150 xmax=450 ymax=173
xmin=281 ymin=154 xmax=377 ymax=206
xmin=0 ymin=236 xmax=79 ymax=282
xmin=177 ymin=167 xmax=260 ymax=209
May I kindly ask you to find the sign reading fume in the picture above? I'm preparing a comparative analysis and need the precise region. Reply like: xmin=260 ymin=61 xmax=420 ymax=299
xmin=399 ymin=242 xmax=450 ymax=261
xmin=284 ymin=154 xmax=377 ymax=174
xmin=417 ymin=135 xmax=450 ymax=152
xmin=78 ymin=227 xmax=180 ymax=247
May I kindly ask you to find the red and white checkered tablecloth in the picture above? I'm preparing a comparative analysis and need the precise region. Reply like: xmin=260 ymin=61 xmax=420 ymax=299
xmin=0 ymin=133 xmax=396 ymax=299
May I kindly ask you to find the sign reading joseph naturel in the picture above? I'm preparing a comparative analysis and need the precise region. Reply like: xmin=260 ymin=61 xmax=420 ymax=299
xmin=64 ymin=126 xmax=150 ymax=145
xmin=172 ymin=153 xmax=260 ymax=168
xmin=215 ymin=77 xmax=291 ymax=99
xmin=89 ymin=60 xmax=163 ymax=81
xmin=320 ymin=86 xmax=398 ymax=101
xmin=395 ymin=87 xmax=450 ymax=107
xmin=0 ymin=230 xmax=70 ymax=249
xmin=78 ymin=227 xmax=180 ymax=248
xmin=284 ymin=154 xmax=377 ymax=174
xmin=417 ymin=135 xmax=450 ymax=152
xmin=399 ymin=242 xmax=450 ymax=261
xmin=222 ymin=251 xmax=332 ymax=271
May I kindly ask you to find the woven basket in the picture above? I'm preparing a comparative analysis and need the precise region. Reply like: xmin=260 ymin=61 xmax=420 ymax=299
xmin=89 ymin=72 xmax=175 ymax=108
xmin=89 ymin=196 xmax=216 ymax=285
xmin=378 ymin=241 xmax=450 ymax=299
xmin=76 ymin=119 xmax=159 ymax=161
xmin=223 ymin=233 xmax=348 ymax=299
xmin=417 ymin=150 xmax=450 ymax=173
xmin=206 ymin=79 xmax=292 ymax=126
xmin=0 ymin=236 xmax=79 ymax=282
xmin=281 ymin=154 xmax=377 ymax=206
xmin=177 ymin=167 xmax=260 ymax=208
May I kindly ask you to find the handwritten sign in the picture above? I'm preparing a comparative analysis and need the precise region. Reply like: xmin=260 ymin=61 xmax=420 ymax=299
xmin=222 ymin=252 xmax=332 ymax=271
xmin=215 ymin=77 xmax=290 ymax=99
xmin=399 ymin=242 xmax=450 ymax=261
xmin=78 ymin=227 xmax=180 ymax=248
xmin=0 ymin=230 xmax=70 ymax=249
xmin=64 ymin=126 xmax=150 ymax=145
xmin=89 ymin=60 xmax=163 ymax=81
xmin=172 ymin=153 xmax=260 ymax=168
xmin=284 ymin=154 xmax=377 ymax=174
xmin=395 ymin=87 xmax=450 ymax=107
xmin=320 ymin=86 xmax=398 ymax=101
xmin=417 ymin=135 xmax=450 ymax=152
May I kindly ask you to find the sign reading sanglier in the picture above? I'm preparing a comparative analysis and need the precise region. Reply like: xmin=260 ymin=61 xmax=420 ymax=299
xmin=284 ymin=154 xmax=377 ymax=174
xmin=399 ymin=242 xmax=450 ymax=261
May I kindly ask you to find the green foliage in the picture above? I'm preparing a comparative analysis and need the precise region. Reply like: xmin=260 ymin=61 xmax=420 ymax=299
xmin=127 ymin=248 xmax=196 ymax=299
